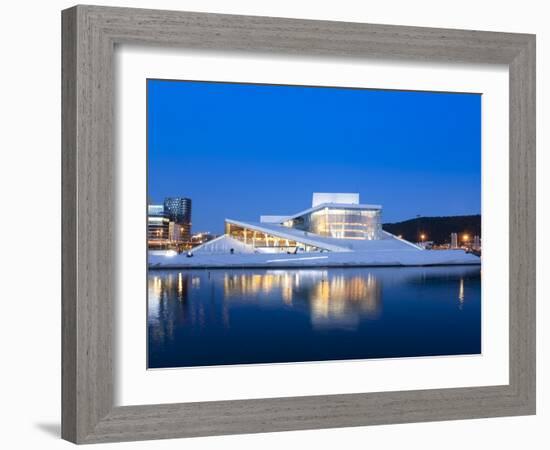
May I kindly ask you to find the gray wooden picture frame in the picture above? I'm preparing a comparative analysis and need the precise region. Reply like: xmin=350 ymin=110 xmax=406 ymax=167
xmin=62 ymin=4 xmax=536 ymax=444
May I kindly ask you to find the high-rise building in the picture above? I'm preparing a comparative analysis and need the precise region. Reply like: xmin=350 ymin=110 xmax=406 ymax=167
xmin=450 ymin=232 xmax=458 ymax=249
xmin=169 ymin=222 xmax=193 ymax=244
xmin=163 ymin=197 xmax=192 ymax=242
xmin=147 ymin=204 xmax=170 ymax=248
xmin=148 ymin=204 xmax=163 ymax=216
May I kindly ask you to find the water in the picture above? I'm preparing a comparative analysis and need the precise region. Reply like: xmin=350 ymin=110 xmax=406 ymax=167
xmin=148 ymin=266 xmax=481 ymax=368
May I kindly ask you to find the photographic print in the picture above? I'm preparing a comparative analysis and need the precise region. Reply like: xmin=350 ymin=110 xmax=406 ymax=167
xmin=147 ymin=79 xmax=482 ymax=369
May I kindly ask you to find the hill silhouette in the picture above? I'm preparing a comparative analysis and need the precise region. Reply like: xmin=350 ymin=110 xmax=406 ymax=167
xmin=383 ymin=215 xmax=481 ymax=245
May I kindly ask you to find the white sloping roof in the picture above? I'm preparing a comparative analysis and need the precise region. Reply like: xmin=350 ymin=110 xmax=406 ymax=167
xmin=225 ymin=219 xmax=352 ymax=252
xmin=380 ymin=230 xmax=423 ymax=250
xmin=260 ymin=215 xmax=288 ymax=224
xmin=190 ymin=234 xmax=256 ymax=254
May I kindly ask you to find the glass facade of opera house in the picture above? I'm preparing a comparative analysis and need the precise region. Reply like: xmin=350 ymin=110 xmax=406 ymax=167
xmin=225 ymin=222 xmax=323 ymax=252
xmin=282 ymin=207 xmax=381 ymax=240
xmin=222 ymin=202 xmax=382 ymax=253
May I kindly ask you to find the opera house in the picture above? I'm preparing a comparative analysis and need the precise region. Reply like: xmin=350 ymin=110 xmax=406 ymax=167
xmin=148 ymin=193 xmax=481 ymax=268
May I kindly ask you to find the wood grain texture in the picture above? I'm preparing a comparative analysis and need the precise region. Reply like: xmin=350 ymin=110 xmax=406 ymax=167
xmin=61 ymin=4 xmax=536 ymax=444
xmin=61 ymin=7 xmax=77 ymax=443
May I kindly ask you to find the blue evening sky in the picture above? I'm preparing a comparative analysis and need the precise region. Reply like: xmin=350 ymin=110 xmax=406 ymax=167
xmin=147 ymin=80 xmax=481 ymax=234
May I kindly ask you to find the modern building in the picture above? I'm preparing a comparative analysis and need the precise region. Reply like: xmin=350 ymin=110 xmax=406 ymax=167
xmin=148 ymin=204 xmax=164 ymax=216
xmin=163 ymin=197 xmax=192 ymax=242
xmin=168 ymin=222 xmax=192 ymax=245
xmin=147 ymin=204 xmax=170 ymax=249
xmin=190 ymin=232 xmax=216 ymax=246
xmin=191 ymin=193 xmax=421 ymax=254
xmin=149 ymin=193 xmax=481 ymax=268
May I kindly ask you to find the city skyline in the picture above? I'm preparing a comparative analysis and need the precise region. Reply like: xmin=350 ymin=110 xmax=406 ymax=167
xmin=148 ymin=79 xmax=481 ymax=234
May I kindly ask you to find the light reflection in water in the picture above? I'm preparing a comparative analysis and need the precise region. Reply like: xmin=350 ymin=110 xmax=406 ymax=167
xmin=222 ymin=270 xmax=382 ymax=328
xmin=149 ymin=269 xmax=385 ymax=334
xmin=147 ymin=266 xmax=481 ymax=368
xmin=458 ymin=277 xmax=465 ymax=310
xmin=308 ymin=273 xmax=381 ymax=329
xmin=148 ymin=268 xmax=480 ymax=338
xmin=177 ymin=272 xmax=183 ymax=297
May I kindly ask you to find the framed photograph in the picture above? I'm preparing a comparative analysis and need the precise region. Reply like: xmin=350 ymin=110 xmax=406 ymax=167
xmin=62 ymin=5 xmax=536 ymax=444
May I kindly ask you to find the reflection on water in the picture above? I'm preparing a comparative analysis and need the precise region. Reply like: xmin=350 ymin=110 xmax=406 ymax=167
xmin=148 ymin=266 xmax=481 ymax=368
xmin=458 ymin=277 xmax=465 ymax=309
xmin=222 ymin=270 xmax=382 ymax=327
